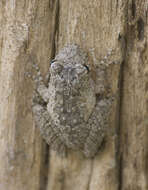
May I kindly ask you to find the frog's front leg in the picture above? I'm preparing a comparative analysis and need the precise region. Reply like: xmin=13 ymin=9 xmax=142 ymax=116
xmin=83 ymin=97 xmax=112 ymax=158
xmin=35 ymin=81 xmax=49 ymax=103
xmin=32 ymin=63 xmax=50 ymax=102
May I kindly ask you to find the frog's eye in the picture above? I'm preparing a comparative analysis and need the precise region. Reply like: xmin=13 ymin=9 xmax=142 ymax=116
xmin=50 ymin=62 xmax=63 ymax=74
xmin=50 ymin=59 xmax=56 ymax=65
xmin=84 ymin=64 xmax=89 ymax=73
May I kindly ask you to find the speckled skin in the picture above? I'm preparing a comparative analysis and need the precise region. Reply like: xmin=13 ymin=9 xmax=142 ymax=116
xmin=32 ymin=44 xmax=112 ymax=158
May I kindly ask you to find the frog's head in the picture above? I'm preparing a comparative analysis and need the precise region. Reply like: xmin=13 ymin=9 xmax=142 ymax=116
xmin=50 ymin=61 xmax=89 ymax=91
xmin=50 ymin=44 xmax=91 ymax=92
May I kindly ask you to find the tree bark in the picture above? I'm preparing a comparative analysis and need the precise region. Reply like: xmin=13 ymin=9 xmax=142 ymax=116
xmin=0 ymin=1 xmax=148 ymax=190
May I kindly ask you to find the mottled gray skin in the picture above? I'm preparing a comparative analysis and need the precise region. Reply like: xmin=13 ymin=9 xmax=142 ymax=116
xmin=32 ymin=44 xmax=112 ymax=158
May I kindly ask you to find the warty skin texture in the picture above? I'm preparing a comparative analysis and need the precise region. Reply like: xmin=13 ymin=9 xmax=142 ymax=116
xmin=32 ymin=44 xmax=112 ymax=158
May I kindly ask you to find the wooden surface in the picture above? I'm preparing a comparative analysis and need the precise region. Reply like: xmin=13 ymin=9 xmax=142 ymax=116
xmin=0 ymin=0 xmax=148 ymax=190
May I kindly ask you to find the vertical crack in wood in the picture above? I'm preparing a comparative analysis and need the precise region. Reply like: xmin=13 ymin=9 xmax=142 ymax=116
xmin=39 ymin=143 xmax=50 ymax=190
xmin=118 ymin=153 xmax=123 ymax=190
xmin=117 ymin=61 xmax=124 ymax=190
xmin=131 ymin=0 xmax=136 ymax=19
xmin=51 ymin=0 xmax=60 ymax=59
xmin=137 ymin=17 xmax=144 ymax=41
xmin=117 ymin=34 xmax=127 ymax=190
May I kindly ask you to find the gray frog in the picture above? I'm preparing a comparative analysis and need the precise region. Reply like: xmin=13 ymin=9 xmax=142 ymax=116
xmin=31 ymin=44 xmax=112 ymax=158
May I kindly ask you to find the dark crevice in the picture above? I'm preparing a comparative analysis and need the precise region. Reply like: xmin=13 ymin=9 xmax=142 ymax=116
xmin=118 ymin=154 xmax=123 ymax=190
xmin=137 ymin=17 xmax=144 ymax=41
xmin=116 ymin=0 xmax=119 ymax=15
xmin=117 ymin=34 xmax=127 ymax=190
xmin=117 ymin=61 xmax=125 ymax=190
xmin=131 ymin=0 xmax=136 ymax=19
xmin=51 ymin=0 xmax=60 ymax=60
xmin=39 ymin=142 xmax=50 ymax=190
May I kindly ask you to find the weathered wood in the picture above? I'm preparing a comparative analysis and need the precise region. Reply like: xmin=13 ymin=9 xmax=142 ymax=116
xmin=0 ymin=0 xmax=148 ymax=190
xmin=0 ymin=0 xmax=56 ymax=189
xmin=120 ymin=1 xmax=148 ymax=189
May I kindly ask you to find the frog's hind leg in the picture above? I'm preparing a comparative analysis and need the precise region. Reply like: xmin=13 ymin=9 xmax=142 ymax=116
xmin=32 ymin=103 xmax=56 ymax=143
xmin=27 ymin=62 xmax=49 ymax=103
xmin=32 ymin=99 xmax=67 ymax=157
xmin=83 ymin=98 xmax=112 ymax=158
